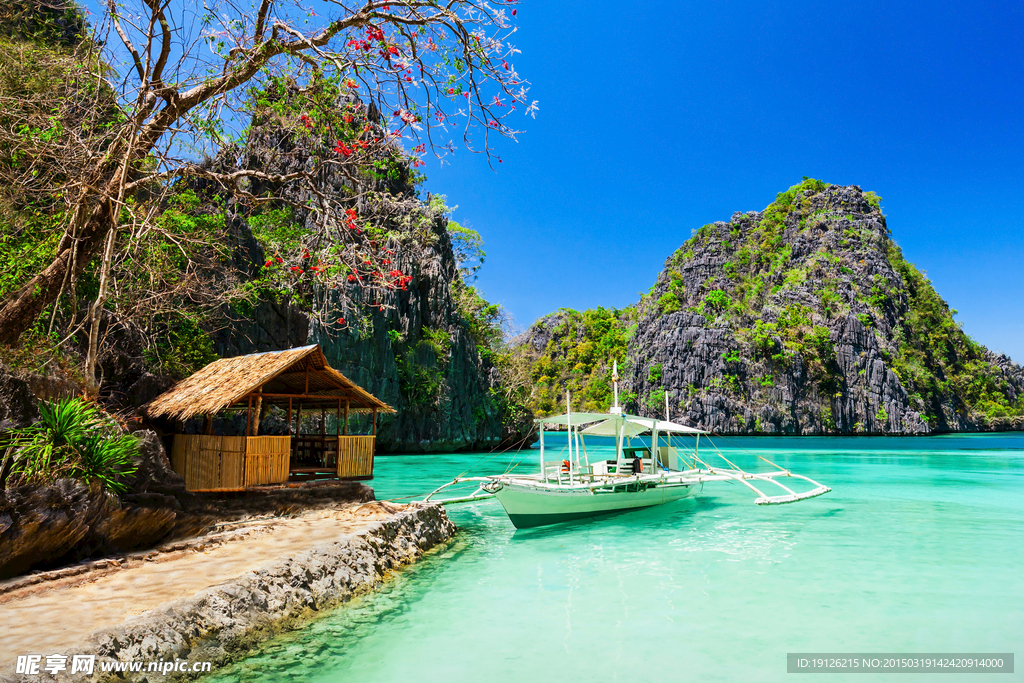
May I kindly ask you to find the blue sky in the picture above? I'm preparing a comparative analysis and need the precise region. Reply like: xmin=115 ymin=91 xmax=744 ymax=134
xmin=420 ymin=0 xmax=1024 ymax=360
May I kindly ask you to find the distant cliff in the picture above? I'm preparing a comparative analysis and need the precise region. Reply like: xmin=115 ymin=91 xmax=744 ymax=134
xmin=516 ymin=180 xmax=1024 ymax=434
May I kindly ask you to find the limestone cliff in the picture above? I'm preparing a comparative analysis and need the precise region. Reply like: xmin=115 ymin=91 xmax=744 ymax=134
xmin=517 ymin=181 xmax=1024 ymax=434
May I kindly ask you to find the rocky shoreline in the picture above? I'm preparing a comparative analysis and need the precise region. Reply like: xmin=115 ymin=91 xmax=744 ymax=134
xmin=1 ymin=502 xmax=456 ymax=682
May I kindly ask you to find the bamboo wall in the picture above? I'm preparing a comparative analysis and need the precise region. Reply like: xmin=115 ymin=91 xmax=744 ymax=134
xmin=169 ymin=433 xmax=372 ymax=490
xmin=244 ymin=436 xmax=291 ymax=486
xmin=171 ymin=435 xmax=245 ymax=490
xmin=337 ymin=436 xmax=375 ymax=479
xmin=170 ymin=434 xmax=288 ymax=491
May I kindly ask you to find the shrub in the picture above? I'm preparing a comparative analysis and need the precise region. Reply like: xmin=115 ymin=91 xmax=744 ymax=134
xmin=750 ymin=320 xmax=779 ymax=359
xmin=704 ymin=289 xmax=729 ymax=311
xmin=647 ymin=363 xmax=662 ymax=383
xmin=657 ymin=291 xmax=681 ymax=314
xmin=1 ymin=398 xmax=139 ymax=492
xmin=647 ymin=388 xmax=666 ymax=413
xmin=722 ymin=349 xmax=742 ymax=364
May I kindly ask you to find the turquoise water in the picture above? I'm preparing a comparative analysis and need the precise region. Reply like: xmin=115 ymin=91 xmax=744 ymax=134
xmin=207 ymin=434 xmax=1024 ymax=682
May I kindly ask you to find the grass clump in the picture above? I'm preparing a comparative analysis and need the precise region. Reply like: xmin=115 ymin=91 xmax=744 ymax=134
xmin=1 ymin=397 xmax=139 ymax=493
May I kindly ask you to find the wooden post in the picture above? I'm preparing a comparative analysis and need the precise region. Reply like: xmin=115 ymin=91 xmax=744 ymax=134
xmin=372 ymin=408 xmax=378 ymax=436
xmin=203 ymin=414 xmax=213 ymax=435
xmin=336 ymin=399 xmax=342 ymax=436
xmin=320 ymin=407 xmax=326 ymax=437
xmin=286 ymin=397 xmax=292 ymax=432
xmin=304 ymin=366 xmax=309 ymax=394
xmin=253 ymin=387 xmax=263 ymax=437
xmin=343 ymin=401 xmax=350 ymax=436
xmin=246 ymin=395 xmax=253 ymax=437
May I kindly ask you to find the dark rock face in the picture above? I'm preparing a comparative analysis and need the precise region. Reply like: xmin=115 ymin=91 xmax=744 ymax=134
xmin=0 ymin=369 xmax=190 ymax=577
xmin=0 ymin=479 xmax=176 ymax=580
xmin=0 ymin=427 xmax=192 ymax=578
xmin=0 ymin=363 xmax=38 ymax=433
xmin=212 ymin=212 xmax=509 ymax=452
xmin=622 ymin=184 xmax=1024 ymax=434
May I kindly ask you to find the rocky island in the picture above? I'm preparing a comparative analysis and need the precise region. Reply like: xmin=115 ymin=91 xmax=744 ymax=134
xmin=516 ymin=180 xmax=1024 ymax=434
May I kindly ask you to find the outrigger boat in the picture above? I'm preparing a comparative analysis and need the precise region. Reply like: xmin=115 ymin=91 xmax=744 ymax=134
xmin=425 ymin=367 xmax=831 ymax=529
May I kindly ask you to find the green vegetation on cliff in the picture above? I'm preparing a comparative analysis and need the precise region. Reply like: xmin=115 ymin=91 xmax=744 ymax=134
xmin=525 ymin=307 xmax=633 ymax=415
xmin=886 ymin=243 xmax=1023 ymax=422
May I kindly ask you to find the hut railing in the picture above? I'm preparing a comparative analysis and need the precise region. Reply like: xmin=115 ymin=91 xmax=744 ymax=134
xmin=244 ymin=436 xmax=291 ymax=486
xmin=171 ymin=434 xmax=246 ymax=491
xmin=337 ymin=436 xmax=375 ymax=479
xmin=170 ymin=433 xmax=373 ymax=490
xmin=171 ymin=434 xmax=289 ymax=490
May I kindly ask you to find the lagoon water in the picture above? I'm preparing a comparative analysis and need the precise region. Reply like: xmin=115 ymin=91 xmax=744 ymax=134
xmin=206 ymin=434 xmax=1024 ymax=682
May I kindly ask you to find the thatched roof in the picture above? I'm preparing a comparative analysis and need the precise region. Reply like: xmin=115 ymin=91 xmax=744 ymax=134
xmin=143 ymin=345 xmax=394 ymax=421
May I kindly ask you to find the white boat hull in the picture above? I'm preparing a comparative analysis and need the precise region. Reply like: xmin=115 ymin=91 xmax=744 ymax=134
xmin=494 ymin=480 xmax=696 ymax=529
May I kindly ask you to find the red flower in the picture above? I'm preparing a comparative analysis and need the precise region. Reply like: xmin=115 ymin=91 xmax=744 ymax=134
xmin=264 ymin=259 xmax=273 ymax=267
xmin=290 ymin=267 xmax=303 ymax=273
xmin=337 ymin=317 xmax=346 ymax=325
xmin=348 ymin=274 xmax=357 ymax=282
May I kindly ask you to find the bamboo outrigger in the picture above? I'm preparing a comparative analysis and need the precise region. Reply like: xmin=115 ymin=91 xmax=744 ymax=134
xmin=144 ymin=345 xmax=394 ymax=491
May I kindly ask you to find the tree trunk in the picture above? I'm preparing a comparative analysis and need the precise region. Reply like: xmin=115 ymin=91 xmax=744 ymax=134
xmin=84 ymin=226 xmax=118 ymax=395
xmin=0 ymin=191 xmax=115 ymax=346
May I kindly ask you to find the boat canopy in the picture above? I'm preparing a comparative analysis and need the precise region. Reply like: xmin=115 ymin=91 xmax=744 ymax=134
xmin=633 ymin=418 xmax=707 ymax=435
xmin=580 ymin=418 xmax=649 ymax=437
xmin=538 ymin=412 xmax=708 ymax=436
xmin=535 ymin=412 xmax=611 ymax=427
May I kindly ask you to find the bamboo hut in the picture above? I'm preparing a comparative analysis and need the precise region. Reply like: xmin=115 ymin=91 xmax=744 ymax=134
xmin=144 ymin=345 xmax=394 ymax=491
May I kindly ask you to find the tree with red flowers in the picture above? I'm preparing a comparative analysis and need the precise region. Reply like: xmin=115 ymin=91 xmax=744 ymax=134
xmin=0 ymin=0 xmax=533 ymax=387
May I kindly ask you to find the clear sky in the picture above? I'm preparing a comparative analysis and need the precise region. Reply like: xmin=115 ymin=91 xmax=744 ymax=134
xmin=420 ymin=0 xmax=1024 ymax=361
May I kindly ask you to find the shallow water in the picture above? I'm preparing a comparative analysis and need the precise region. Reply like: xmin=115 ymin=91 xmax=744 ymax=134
xmin=205 ymin=434 xmax=1024 ymax=682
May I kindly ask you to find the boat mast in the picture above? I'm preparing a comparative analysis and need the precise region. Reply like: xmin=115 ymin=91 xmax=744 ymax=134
xmin=539 ymin=422 xmax=545 ymax=478
xmin=611 ymin=360 xmax=621 ymax=414
xmin=665 ymin=391 xmax=671 ymax=450
xmin=611 ymin=360 xmax=623 ymax=464
xmin=566 ymin=391 xmax=574 ymax=484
